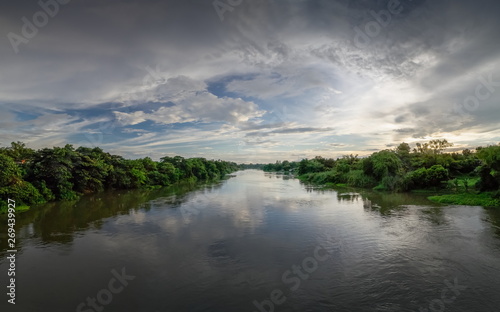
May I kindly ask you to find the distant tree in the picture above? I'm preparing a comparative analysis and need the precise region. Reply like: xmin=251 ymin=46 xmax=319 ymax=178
xmin=369 ymin=150 xmax=403 ymax=180
xmin=0 ymin=141 xmax=35 ymax=162
xmin=476 ymin=145 xmax=500 ymax=191
xmin=428 ymin=139 xmax=453 ymax=154
xmin=396 ymin=142 xmax=411 ymax=156
xmin=282 ymin=160 xmax=291 ymax=172
xmin=0 ymin=154 xmax=21 ymax=186
xmin=413 ymin=142 xmax=430 ymax=154
xmin=0 ymin=154 xmax=45 ymax=209
xmin=298 ymin=159 xmax=325 ymax=175
xmin=462 ymin=149 xmax=472 ymax=157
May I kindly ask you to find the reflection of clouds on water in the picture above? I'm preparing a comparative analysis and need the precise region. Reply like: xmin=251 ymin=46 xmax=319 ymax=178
xmin=5 ymin=171 xmax=500 ymax=312
xmin=124 ymin=210 xmax=147 ymax=225
xmin=177 ymin=184 xmax=266 ymax=233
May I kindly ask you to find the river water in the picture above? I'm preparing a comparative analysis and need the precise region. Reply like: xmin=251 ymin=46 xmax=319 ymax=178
xmin=1 ymin=169 xmax=500 ymax=312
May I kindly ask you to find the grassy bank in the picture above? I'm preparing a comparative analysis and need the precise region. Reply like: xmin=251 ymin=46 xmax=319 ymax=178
xmin=299 ymin=173 xmax=500 ymax=208
xmin=0 ymin=205 xmax=30 ymax=214
xmin=428 ymin=192 xmax=500 ymax=207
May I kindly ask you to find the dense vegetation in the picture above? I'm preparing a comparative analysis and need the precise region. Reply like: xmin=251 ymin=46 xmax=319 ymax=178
xmin=239 ymin=163 xmax=265 ymax=170
xmin=0 ymin=142 xmax=239 ymax=212
xmin=262 ymin=140 xmax=500 ymax=207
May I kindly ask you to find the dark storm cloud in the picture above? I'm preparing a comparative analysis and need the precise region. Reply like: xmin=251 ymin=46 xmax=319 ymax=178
xmin=1 ymin=0 xmax=499 ymax=160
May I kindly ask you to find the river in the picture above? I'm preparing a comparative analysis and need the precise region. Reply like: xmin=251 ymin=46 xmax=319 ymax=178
xmin=1 ymin=169 xmax=500 ymax=312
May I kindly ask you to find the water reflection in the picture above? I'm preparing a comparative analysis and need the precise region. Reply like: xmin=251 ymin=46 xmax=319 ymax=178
xmin=0 ymin=180 xmax=225 ymax=251
xmin=0 ymin=170 xmax=499 ymax=312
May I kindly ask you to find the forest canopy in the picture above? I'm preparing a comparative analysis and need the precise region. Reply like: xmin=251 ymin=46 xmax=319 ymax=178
xmin=261 ymin=140 xmax=500 ymax=196
xmin=0 ymin=142 xmax=239 ymax=211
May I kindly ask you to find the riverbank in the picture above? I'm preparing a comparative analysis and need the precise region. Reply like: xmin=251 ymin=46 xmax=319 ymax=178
xmin=0 ymin=175 xmax=234 ymax=214
xmin=3 ymin=170 xmax=500 ymax=311
xmin=0 ymin=143 xmax=240 ymax=214
xmin=428 ymin=192 xmax=500 ymax=208
xmin=297 ymin=174 xmax=500 ymax=208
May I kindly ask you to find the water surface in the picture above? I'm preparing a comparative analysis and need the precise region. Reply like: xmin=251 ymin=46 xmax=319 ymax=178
xmin=1 ymin=170 xmax=500 ymax=312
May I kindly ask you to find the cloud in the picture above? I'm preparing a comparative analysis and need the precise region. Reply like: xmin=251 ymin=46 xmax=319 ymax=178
xmin=113 ymin=75 xmax=264 ymax=126
xmin=1 ymin=0 xmax=499 ymax=162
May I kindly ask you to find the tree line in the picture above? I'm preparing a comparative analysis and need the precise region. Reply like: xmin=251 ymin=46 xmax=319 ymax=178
xmin=0 ymin=142 xmax=239 ymax=212
xmin=261 ymin=140 xmax=500 ymax=195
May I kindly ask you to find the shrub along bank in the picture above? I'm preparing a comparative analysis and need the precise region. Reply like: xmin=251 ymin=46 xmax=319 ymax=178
xmin=0 ymin=142 xmax=239 ymax=213
xmin=262 ymin=140 xmax=500 ymax=207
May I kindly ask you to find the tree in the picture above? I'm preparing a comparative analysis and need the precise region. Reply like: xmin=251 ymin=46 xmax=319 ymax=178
xmin=26 ymin=146 xmax=78 ymax=200
xmin=396 ymin=142 xmax=411 ymax=156
xmin=0 ymin=141 xmax=35 ymax=162
xmin=0 ymin=154 xmax=45 ymax=209
xmin=476 ymin=145 xmax=500 ymax=191
xmin=282 ymin=160 xmax=291 ymax=172
xmin=369 ymin=150 xmax=403 ymax=180
xmin=0 ymin=154 xmax=21 ymax=186
xmin=405 ymin=165 xmax=449 ymax=189
xmin=428 ymin=139 xmax=453 ymax=154
xmin=298 ymin=159 xmax=325 ymax=175
xmin=413 ymin=142 xmax=430 ymax=154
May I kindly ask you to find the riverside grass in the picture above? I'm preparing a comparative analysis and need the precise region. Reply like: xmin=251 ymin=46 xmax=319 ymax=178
xmin=428 ymin=192 xmax=500 ymax=208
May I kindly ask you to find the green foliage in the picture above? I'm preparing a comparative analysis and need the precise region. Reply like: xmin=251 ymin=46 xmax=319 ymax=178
xmin=33 ymin=180 xmax=55 ymax=201
xmin=476 ymin=145 xmax=500 ymax=191
xmin=395 ymin=142 xmax=411 ymax=156
xmin=375 ymin=175 xmax=405 ymax=192
xmin=0 ymin=181 xmax=45 ymax=206
xmin=346 ymin=170 xmax=377 ymax=188
xmin=405 ymin=165 xmax=449 ymax=189
xmin=0 ymin=141 xmax=35 ymax=162
xmin=369 ymin=150 xmax=403 ymax=180
xmin=335 ymin=161 xmax=351 ymax=174
xmin=429 ymin=192 xmax=500 ymax=207
xmin=0 ymin=142 xmax=239 ymax=212
xmin=262 ymin=160 xmax=299 ymax=172
xmin=240 ymin=163 xmax=264 ymax=170
xmin=26 ymin=145 xmax=77 ymax=200
xmin=0 ymin=154 xmax=21 ymax=186
xmin=299 ymin=170 xmax=342 ymax=184
xmin=413 ymin=139 xmax=453 ymax=155
xmin=274 ymin=139 xmax=481 ymax=194
xmin=298 ymin=159 xmax=326 ymax=175
xmin=263 ymin=140 xmax=500 ymax=208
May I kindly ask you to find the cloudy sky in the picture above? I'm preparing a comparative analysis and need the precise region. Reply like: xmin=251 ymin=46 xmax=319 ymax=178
xmin=1 ymin=0 xmax=499 ymax=163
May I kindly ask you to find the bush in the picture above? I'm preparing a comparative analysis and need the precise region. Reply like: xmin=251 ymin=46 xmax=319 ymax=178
xmin=0 ymin=180 xmax=46 ymax=208
xmin=0 ymin=154 xmax=21 ymax=186
xmin=370 ymin=150 xmax=403 ymax=180
xmin=33 ymin=180 xmax=55 ymax=201
xmin=405 ymin=165 xmax=448 ymax=189
xmin=427 ymin=165 xmax=449 ymax=186
xmin=346 ymin=170 xmax=376 ymax=188
xmin=298 ymin=159 xmax=326 ymax=175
